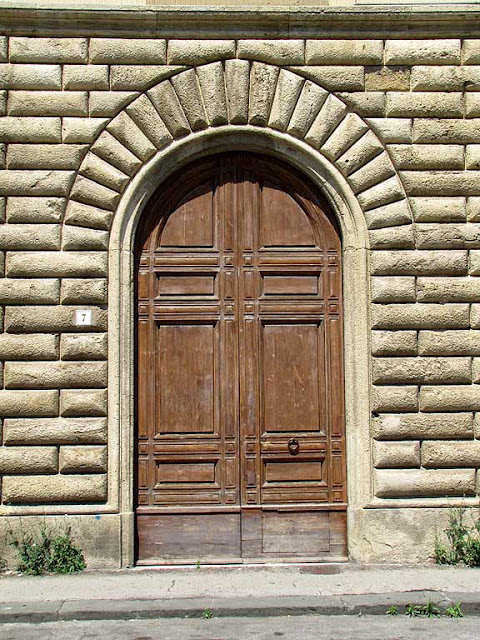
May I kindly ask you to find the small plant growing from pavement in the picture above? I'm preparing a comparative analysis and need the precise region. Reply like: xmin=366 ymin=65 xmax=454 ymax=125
xmin=445 ymin=602 xmax=464 ymax=618
xmin=435 ymin=507 xmax=480 ymax=567
xmin=387 ymin=601 xmax=463 ymax=618
xmin=386 ymin=605 xmax=398 ymax=616
xmin=201 ymin=608 xmax=213 ymax=619
xmin=8 ymin=521 xmax=86 ymax=575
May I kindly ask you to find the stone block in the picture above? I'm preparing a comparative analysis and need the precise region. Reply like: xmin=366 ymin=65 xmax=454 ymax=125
xmin=337 ymin=92 xmax=385 ymax=117
xmin=0 ymin=37 xmax=5 ymax=62
xmin=0 ymin=333 xmax=58 ymax=360
xmin=365 ymin=66 xmax=411 ymax=91
xmin=371 ymin=331 xmax=417 ymax=357
xmin=372 ymin=304 xmax=469 ymax=330
xmin=471 ymin=304 xmax=480 ymax=329
xmin=268 ymin=69 xmax=303 ymax=132
xmin=348 ymin=152 xmax=395 ymax=195
xmin=6 ymin=251 xmax=107 ymax=278
xmin=0 ymin=224 xmax=60 ymax=250
xmin=401 ymin=171 xmax=480 ymax=197
xmin=79 ymin=153 xmax=129 ymax=193
xmin=466 ymin=94 xmax=480 ymax=118
xmin=0 ymin=278 xmax=59 ymax=304
xmin=0 ymin=64 xmax=61 ymax=90
xmin=385 ymin=39 xmax=461 ymax=65
xmin=0 ymin=171 xmax=73 ymax=197
xmin=373 ymin=441 xmax=420 ymax=469
xmin=0 ymin=117 xmax=61 ymax=143
xmin=62 ymin=118 xmax=108 ymax=144
xmin=225 ymin=59 xmax=250 ymax=125
xmin=0 ymin=389 xmax=58 ymax=417
xmin=63 ymin=65 xmax=109 ymax=90
xmin=10 ymin=37 xmax=87 ymax=63
xmin=168 ymin=40 xmax=234 ymax=65
xmin=110 ymin=65 xmax=183 ymax=91
xmin=304 ymin=94 xmax=347 ymax=149
xmin=59 ymin=445 xmax=107 ymax=473
xmin=389 ymin=146 xmax=464 ymax=172
xmin=466 ymin=146 xmax=480 ymax=170
xmin=248 ymin=62 xmax=279 ymax=127
xmin=70 ymin=175 xmax=119 ymax=211
xmin=62 ymin=227 xmax=108 ymax=251
xmin=372 ymin=357 xmax=471 ymax=385
xmin=239 ymin=40 xmax=303 ymax=65
xmin=7 ymin=144 xmax=87 ymax=171
xmin=423 ymin=440 xmax=480 ymax=468
xmin=5 ymin=306 xmax=107 ymax=333
xmin=411 ymin=65 xmax=480 ymax=91
xmin=197 ymin=62 xmax=228 ymax=127
xmin=375 ymin=469 xmax=475 ymax=498
xmin=414 ymin=119 xmax=480 ymax=145
xmin=3 ymin=417 xmax=107 ymax=445
xmin=371 ymin=250 xmax=468 ymax=276
xmin=336 ymin=130 xmax=383 ymax=176
xmin=60 ymin=389 xmax=107 ymax=417
xmin=89 ymin=91 xmax=139 ymax=118
xmin=371 ymin=276 xmax=415 ymax=303
xmin=366 ymin=118 xmax=412 ymax=144
xmin=357 ymin=177 xmax=404 ymax=212
xmin=372 ymin=386 xmax=419 ymax=412
xmin=420 ymin=386 xmax=480 ymax=412
xmin=369 ymin=225 xmax=415 ymax=250
xmin=373 ymin=413 xmax=474 ymax=440
xmin=4 ymin=361 xmax=107 ymax=389
xmin=415 ymin=224 xmax=480 ymax=249
xmin=90 ymin=39 xmax=166 ymax=64
xmin=321 ymin=112 xmax=368 ymax=162
xmin=125 ymin=94 xmax=172 ymax=149
xmin=3 ymin=474 xmax=107 ymax=504
xmin=60 ymin=333 xmax=107 ymax=361
xmin=365 ymin=199 xmax=411 ymax=231
xmin=386 ymin=92 xmax=463 ymax=118
xmin=306 ymin=40 xmax=383 ymax=65
xmin=470 ymin=250 xmax=480 ymax=275
xmin=417 ymin=278 xmax=480 ymax=303
xmin=290 ymin=65 xmax=364 ymax=91
xmin=287 ymin=80 xmax=327 ymax=138
xmin=8 ymin=91 xmax=88 ymax=117
xmin=61 ymin=279 xmax=107 ymax=305
xmin=64 ymin=201 xmax=112 ymax=231
xmin=463 ymin=40 xmax=480 ymax=64
xmin=107 ymin=111 xmax=157 ymax=161
xmin=419 ymin=330 xmax=480 ymax=356
xmin=91 ymin=131 xmax=143 ymax=176
xmin=0 ymin=446 xmax=58 ymax=474
xmin=410 ymin=197 xmax=466 ymax=222
xmin=473 ymin=358 xmax=480 ymax=384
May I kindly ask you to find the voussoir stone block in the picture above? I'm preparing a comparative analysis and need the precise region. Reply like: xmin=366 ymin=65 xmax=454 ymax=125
xmin=336 ymin=130 xmax=384 ymax=176
xmin=60 ymin=333 xmax=107 ymax=361
xmin=304 ymin=94 xmax=347 ymax=149
xmin=0 ymin=64 xmax=61 ymax=90
xmin=422 ymin=441 xmax=480 ymax=468
xmin=79 ymin=153 xmax=129 ymax=193
xmin=61 ymin=279 xmax=107 ymax=305
xmin=371 ymin=250 xmax=467 ymax=276
xmin=0 ymin=224 xmax=61 ymax=250
xmin=375 ymin=469 xmax=475 ymax=498
xmin=369 ymin=225 xmax=415 ymax=250
xmin=420 ymin=386 xmax=480 ymax=412
xmin=107 ymin=111 xmax=157 ymax=161
xmin=70 ymin=175 xmax=119 ymax=211
xmin=2 ymin=474 xmax=107 ymax=504
xmin=59 ymin=445 xmax=107 ymax=473
xmin=373 ymin=413 xmax=474 ymax=440
xmin=0 ymin=389 xmax=58 ymax=417
xmin=372 ymin=304 xmax=469 ymax=330
xmin=0 ymin=446 xmax=58 ymax=474
xmin=357 ymin=177 xmax=404 ymax=212
xmin=197 ymin=62 xmax=228 ymax=127
xmin=0 ymin=333 xmax=58 ymax=360
xmin=248 ymin=62 xmax=279 ymax=127
xmin=385 ymin=39 xmax=461 ymax=65
xmin=60 ymin=389 xmax=107 ymax=417
xmin=372 ymin=386 xmax=419 ymax=412
xmin=89 ymin=91 xmax=139 ymax=118
xmin=10 ymin=37 xmax=87 ymax=63
xmin=147 ymin=80 xmax=190 ymax=136
xmin=90 ymin=38 xmax=166 ymax=64
xmin=268 ymin=69 xmax=304 ymax=132
xmin=5 ymin=306 xmax=107 ymax=333
xmin=3 ymin=417 xmax=107 ymax=445
xmin=91 ymin=131 xmax=143 ymax=176
xmin=419 ymin=330 xmax=480 ymax=356
xmin=5 ymin=361 xmax=107 ymax=389
xmin=64 ymin=201 xmax=112 ymax=232
xmin=125 ymin=94 xmax=173 ymax=149
xmin=372 ymin=330 xmax=417 ymax=357
xmin=321 ymin=112 xmax=368 ymax=162
xmin=306 ymin=40 xmax=383 ymax=65
xmin=373 ymin=441 xmax=420 ymax=469
xmin=62 ymin=226 xmax=108 ymax=252
xmin=372 ymin=357 xmax=471 ymax=385
xmin=239 ymin=40 xmax=304 ymax=65
xmin=6 ymin=251 xmax=107 ymax=278
xmin=0 ymin=278 xmax=59 ymax=304
xmin=168 ymin=40 xmax=235 ymax=65
xmin=371 ymin=276 xmax=415 ymax=303
xmin=348 ymin=152 xmax=395 ymax=195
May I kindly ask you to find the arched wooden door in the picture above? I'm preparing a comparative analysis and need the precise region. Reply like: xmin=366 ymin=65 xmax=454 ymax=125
xmin=135 ymin=152 xmax=346 ymax=564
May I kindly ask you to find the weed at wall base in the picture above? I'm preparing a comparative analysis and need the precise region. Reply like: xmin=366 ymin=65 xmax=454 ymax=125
xmin=434 ymin=507 xmax=480 ymax=567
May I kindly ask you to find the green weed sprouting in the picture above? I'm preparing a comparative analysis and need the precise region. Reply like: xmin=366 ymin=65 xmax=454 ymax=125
xmin=7 ymin=521 xmax=86 ymax=575
xmin=435 ymin=507 xmax=480 ymax=567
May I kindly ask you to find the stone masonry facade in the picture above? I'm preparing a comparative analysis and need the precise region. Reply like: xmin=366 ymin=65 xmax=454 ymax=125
xmin=1 ymin=5 xmax=480 ymax=564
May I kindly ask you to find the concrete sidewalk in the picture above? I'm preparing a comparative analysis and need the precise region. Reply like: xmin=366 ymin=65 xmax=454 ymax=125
xmin=1 ymin=564 xmax=480 ymax=623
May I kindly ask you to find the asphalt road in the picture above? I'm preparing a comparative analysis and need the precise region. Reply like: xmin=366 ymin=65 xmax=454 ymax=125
xmin=0 ymin=615 xmax=476 ymax=640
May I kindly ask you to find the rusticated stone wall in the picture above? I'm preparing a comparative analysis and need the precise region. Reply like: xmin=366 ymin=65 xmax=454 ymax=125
xmin=1 ymin=22 xmax=480 ymax=562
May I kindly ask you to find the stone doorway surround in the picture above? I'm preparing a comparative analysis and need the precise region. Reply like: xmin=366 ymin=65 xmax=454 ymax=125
xmin=2 ymin=8 xmax=480 ymax=566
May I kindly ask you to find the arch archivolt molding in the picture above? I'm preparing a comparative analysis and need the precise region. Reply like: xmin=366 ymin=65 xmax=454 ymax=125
xmin=65 ymin=60 xmax=413 ymax=239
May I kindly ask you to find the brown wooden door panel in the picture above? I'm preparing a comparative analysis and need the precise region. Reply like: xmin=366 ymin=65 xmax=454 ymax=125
xmin=135 ymin=152 xmax=346 ymax=564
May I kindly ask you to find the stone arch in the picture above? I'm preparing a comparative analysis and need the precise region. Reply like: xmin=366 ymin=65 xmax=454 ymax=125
xmin=64 ymin=60 xmax=412 ymax=242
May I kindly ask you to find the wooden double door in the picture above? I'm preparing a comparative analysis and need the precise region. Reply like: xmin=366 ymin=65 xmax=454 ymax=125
xmin=135 ymin=152 xmax=347 ymax=564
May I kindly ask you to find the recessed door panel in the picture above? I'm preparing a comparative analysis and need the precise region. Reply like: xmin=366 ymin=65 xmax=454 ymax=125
xmin=136 ymin=152 xmax=346 ymax=564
